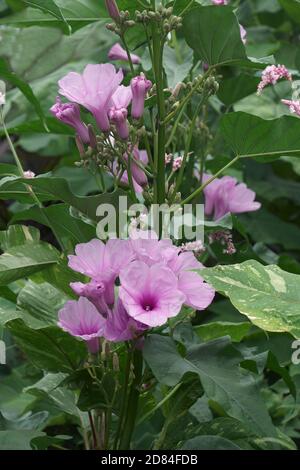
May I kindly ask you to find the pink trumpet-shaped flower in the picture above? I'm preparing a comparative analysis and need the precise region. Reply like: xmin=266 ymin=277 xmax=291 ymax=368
xmin=104 ymin=299 xmax=147 ymax=342
xmin=58 ymin=64 xmax=123 ymax=132
xmin=281 ymin=99 xmax=300 ymax=116
xmin=119 ymin=261 xmax=186 ymax=327
xmin=105 ymin=0 xmax=120 ymax=21
xmin=117 ymin=147 xmax=148 ymax=193
xmin=202 ymin=174 xmax=261 ymax=220
xmin=257 ymin=64 xmax=292 ymax=95
xmin=50 ymin=97 xmax=89 ymax=143
xmin=130 ymin=73 xmax=152 ymax=119
xmin=108 ymin=43 xmax=141 ymax=65
xmin=68 ymin=238 xmax=135 ymax=307
xmin=58 ymin=297 xmax=105 ymax=353
xmin=108 ymin=85 xmax=132 ymax=139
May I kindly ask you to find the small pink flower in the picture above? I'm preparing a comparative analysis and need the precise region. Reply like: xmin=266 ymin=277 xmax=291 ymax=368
xmin=108 ymin=85 xmax=132 ymax=139
xmin=23 ymin=170 xmax=35 ymax=179
xmin=203 ymin=174 xmax=261 ymax=220
xmin=58 ymin=64 xmax=123 ymax=132
xmin=108 ymin=43 xmax=141 ymax=65
xmin=105 ymin=0 xmax=120 ymax=21
xmin=172 ymin=156 xmax=183 ymax=172
xmin=58 ymin=297 xmax=105 ymax=353
xmin=130 ymin=73 xmax=152 ymax=119
xmin=240 ymin=24 xmax=247 ymax=44
xmin=50 ymin=97 xmax=89 ymax=143
xmin=165 ymin=153 xmax=173 ymax=164
xmin=212 ymin=0 xmax=228 ymax=4
xmin=181 ymin=240 xmax=204 ymax=254
xmin=119 ymin=260 xmax=186 ymax=327
xmin=257 ymin=64 xmax=292 ymax=95
xmin=281 ymin=99 xmax=300 ymax=116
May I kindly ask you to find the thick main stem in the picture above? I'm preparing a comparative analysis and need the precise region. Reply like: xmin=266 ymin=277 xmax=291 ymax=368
xmin=152 ymin=24 xmax=166 ymax=206
xmin=118 ymin=349 xmax=143 ymax=450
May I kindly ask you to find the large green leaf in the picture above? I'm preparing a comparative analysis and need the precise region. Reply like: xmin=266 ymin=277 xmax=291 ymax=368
xmin=143 ymin=335 xmax=276 ymax=437
xmin=0 ymin=430 xmax=45 ymax=450
xmin=16 ymin=280 xmax=69 ymax=329
xmin=5 ymin=319 xmax=86 ymax=373
xmin=1 ymin=0 xmax=107 ymax=32
xmin=22 ymin=0 xmax=71 ymax=34
xmin=0 ymin=224 xmax=40 ymax=251
xmin=11 ymin=203 xmax=96 ymax=249
xmin=201 ymin=260 xmax=300 ymax=338
xmin=0 ymin=58 xmax=48 ymax=130
xmin=183 ymin=5 xmax=264 ymax=68
xmin=0 ymin=242 xmax=59 ymax=285
xmin=181 ymin=435 xmax=242 ymax=450
xmin=221 ymin=112 xmax=300 ymax=159
xmin=217 ymin=74 xmax=260 ymax=106
xmin=279 ymin=0 xmax=300 ymax=24
xmin=0 ymin=175 xmax=128 ymax=222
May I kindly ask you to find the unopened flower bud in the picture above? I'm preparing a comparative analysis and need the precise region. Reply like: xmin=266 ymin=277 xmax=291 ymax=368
xmin=130 ymin=73 xmax=152 ymax=119
xmin=105 ymin=0 xmax=120 ymax=22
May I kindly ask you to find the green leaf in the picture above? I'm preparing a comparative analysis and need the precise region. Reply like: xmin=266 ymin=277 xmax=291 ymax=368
xmin=0 ymin=58 xmax=48 ymax=130
xmin=181 ymin=435 xmax=242 ymax=450
xmin=17 ymin=280 xmax=69 ymax=329
xmin=183 ymin=5 xmax=261 ymax=68
xmin=0 ymin=224 xmax=40 ymax=251
xmin=6 ymin=319 xmax=86 ymax=373
xmin=201 ymin=260 xmax=300 ymax=338
xmin=1 ymin=0 xmax=107 ymax=32
xmin=22 ymin=0 xmax=72 ymax=34
xmin=195 ymin=322 xmax=252 ymax=343
xmin=164 ymin=45 xmax=193 ymax=89
xmin=143 ymin=335 xmax=276 ymax=437
xmin=0 ymin=175 xmax=129 ymax=222
xmin=0 ymin=242 xmax=59 ymax=285
xmin=11 ymin=203 xmax=96 ymax=249
xmin=279 ymin=0 xmax=300 ymax=24
xmin=217 ymin=74 xmax=260 ymax=106
xmin=221 ymin=112 xmax=300 ymax=159
xmin=0 ymin=430 xmax=45 ymax=450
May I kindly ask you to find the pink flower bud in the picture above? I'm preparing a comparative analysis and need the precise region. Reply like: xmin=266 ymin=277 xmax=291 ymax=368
xmin=108 ymin=43 xmax=141 ymax=64
xmin=109 ymin=107 xmax=130 ymax=139
xmin=108 ymin=85 xmax=132 ymax=139
xmin=130 ymin=73 xmax=152 ymax=119
xmin=105 ymin=0 xmax=120 ymax=21
xmin=50 ymin=97 xmax=89 ymax=143
xmin=212 ymin=0 xmax=228 ymax=4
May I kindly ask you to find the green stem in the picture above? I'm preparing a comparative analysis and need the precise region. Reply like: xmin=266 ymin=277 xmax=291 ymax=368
xmin=138 ymin=382 xmax=182 ymax=425
xmin=121 ymin=33 xmax=135 ymax=75
xmin=152 ymin=23 xmax=166 ymax=206
xmin=170 ymin=97 xmax=206 ymax=203
xmin=118 ymin=349 xmax=143 ymax=450
xmin=113 ymin=348 xmax=132 ymax=450
xmin=181 ymin=155 xmax=240 ymax=205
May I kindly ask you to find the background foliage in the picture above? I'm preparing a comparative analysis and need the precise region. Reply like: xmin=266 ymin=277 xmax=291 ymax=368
xmin=0 ymin=0 xmax=300 ymax=450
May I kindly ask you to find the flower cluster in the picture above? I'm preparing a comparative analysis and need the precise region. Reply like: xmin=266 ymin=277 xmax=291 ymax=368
xmin=51 ymin=63 xmax=151 ymax=142
xmin=58 ymin=233 xmax=215 ymax=352
xmin=201 ymin=173 xmax=261 ymax=220
xmin=257 ymin=64 xmax=292 ymax=95
xmin=281 ymin=99 xmax=300 ymax=116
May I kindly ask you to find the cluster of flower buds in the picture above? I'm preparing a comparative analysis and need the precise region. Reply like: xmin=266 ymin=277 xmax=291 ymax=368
xmin=106 ymin=8 xmax=135 ymax=36
xmin=203 ymin=76 xmax=219 ymax=96
xmin=135 ymin=5 xmax=182 ymax=33
xmin=209 ymin=230 xmax=236 ymax=255
xmin=180 ymin=240 xmax=205 ymax=254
